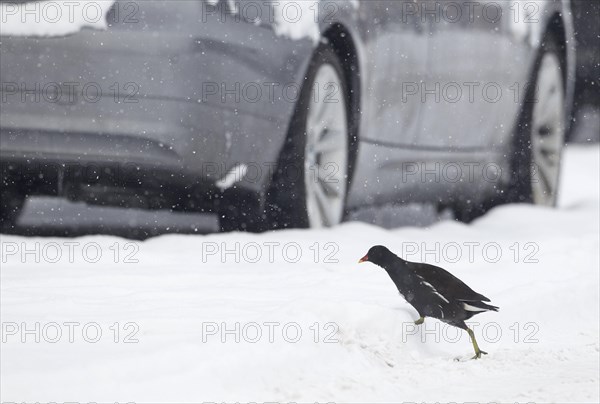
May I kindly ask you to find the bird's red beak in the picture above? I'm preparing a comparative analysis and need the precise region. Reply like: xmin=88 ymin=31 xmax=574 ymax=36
xmin=358 ymin=254 xmax=368 ymax=264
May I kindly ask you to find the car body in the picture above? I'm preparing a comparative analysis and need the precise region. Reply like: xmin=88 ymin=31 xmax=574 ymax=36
xmin=571 ymin=0 xmax=600 ymax=107
xmin=0 ymin=0 xmax=576 ymax=231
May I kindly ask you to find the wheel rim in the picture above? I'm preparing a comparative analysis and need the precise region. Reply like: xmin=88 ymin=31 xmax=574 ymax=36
xmin=531 ymin=53 xmax=565 ymax=206
xmin=304 ymin=64 xmax=348 ymax=228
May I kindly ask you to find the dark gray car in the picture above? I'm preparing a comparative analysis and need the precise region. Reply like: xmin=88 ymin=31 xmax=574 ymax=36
xmin=0 ymin=0 xmax=576 ymax=232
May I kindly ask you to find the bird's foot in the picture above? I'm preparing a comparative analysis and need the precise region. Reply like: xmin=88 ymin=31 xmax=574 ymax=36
xmin=414 ymin=317 xmax=425 ymax=325
xmin=471 ymin=350 xmax=488 ymax=360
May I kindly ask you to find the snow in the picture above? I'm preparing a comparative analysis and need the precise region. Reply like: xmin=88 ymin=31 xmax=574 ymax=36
xmin=271 ymin=0 xmax=320 ymax=43
xmin=1 ymin=145 xmax=599 ymax=402
xmin=205 ymin=0 xmax=322 ymax=42
xmin=0 ymin=0 xmax=358 ymax=41
xmin=215 ymin=164 xmax=249 ymax=191
xmin=0 ymin=0 xmax=115 ymax=37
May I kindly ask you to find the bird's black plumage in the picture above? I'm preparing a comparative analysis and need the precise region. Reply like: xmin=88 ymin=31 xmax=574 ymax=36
xmin=360 ymin=245 xmax=499 ymax=358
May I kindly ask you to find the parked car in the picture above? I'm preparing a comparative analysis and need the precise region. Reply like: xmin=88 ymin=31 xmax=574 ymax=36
xmin=0 ymin=0 xmax=575 ymax=232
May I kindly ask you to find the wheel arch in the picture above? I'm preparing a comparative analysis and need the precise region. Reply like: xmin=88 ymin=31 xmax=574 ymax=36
xmin=268 ymin=23 xmax=362 ymax=201
xmin=322 ymin=22 xmax=362 ymax=192
xmin=545 ymin=13 xmax=568 ymax=91
xmin=505 ymin=16 xmax=569 ymax=206
xmin=543 ymin=11 xmax=576 ymax=131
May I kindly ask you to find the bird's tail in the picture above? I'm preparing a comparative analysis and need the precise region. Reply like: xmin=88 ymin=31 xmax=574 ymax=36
xmin=461 ymin=300 xmax=499 ymax=312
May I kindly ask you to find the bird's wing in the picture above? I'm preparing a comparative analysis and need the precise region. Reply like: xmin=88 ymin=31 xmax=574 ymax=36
xmin=407 ymin=261 xmax=491 ymax=303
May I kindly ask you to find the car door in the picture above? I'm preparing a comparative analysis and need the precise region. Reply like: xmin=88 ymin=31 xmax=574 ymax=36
xmin=347 ymin=0 xmax=431 ymax=208
xmin=415 ymin=0 xmax=522 ymax=149
xmin=362 ymin=0 xmax=429 ymax=147
xmin=177 ymin=0 xmax=315 ymax=180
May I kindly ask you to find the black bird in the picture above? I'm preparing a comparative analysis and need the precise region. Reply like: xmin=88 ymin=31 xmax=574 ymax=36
xmin=359 ymin=245 xmax=498 ymax=359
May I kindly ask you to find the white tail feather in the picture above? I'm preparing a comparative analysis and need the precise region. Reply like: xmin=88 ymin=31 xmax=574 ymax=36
xmin=463 ymin=302 xmax=488 ymax=312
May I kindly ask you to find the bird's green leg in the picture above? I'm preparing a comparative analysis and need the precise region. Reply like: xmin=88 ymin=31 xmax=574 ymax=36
xmin=414 ymin=317 xmax=425 ymax=325
xmin=467 ymin=328 xmax=488 ymax=359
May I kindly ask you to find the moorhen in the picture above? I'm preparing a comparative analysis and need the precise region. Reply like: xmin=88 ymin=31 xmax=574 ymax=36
xmin=359 ymin=245 xmax=499 ymax=359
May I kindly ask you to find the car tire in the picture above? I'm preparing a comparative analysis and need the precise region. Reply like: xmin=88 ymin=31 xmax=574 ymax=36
xmin=507 ymin=34 xmax=567 ymax=206
xmin=265 ymin=43 xmax=351 ymax=229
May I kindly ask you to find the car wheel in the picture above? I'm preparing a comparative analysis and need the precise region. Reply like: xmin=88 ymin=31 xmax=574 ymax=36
xmin=509 ymin=35 xmax=566 ymax=206
xmin=0 ymin=189 xmax=25 ymax=232
xmin=266 ymin=44 xmax=350 ymax=229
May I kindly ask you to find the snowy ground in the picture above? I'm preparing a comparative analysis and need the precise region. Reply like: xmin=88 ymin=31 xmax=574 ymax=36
xmin=1 ymin=145 xmax=599 ymax=403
